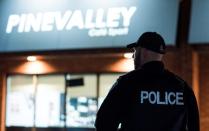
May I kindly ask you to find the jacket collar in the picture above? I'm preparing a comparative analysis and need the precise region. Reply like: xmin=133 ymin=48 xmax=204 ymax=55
xmin=140 ymin=61 xmax=165 ymax=73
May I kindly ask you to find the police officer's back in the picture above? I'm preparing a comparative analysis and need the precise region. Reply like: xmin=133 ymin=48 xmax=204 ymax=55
xmin=95 ymin=32 xmax=200 ymax=131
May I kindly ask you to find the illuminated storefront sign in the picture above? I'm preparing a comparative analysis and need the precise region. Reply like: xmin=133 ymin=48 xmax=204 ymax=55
xmin=189 ymin=0 xmax=209 ymax=44
xmin=0 ymin=0 xmax=179 ymax=52
xmin=6 ymin=7 xmax=136 ymax=37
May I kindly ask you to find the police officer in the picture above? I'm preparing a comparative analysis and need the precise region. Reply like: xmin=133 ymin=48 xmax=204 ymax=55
xmin=95 ymin=32 xmax=200 ymax=131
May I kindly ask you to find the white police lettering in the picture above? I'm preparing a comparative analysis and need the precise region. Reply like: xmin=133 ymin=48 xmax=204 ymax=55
xmin=140 ymin=91 xmax=184 ymax=105
xmin=6 ymin=7 xmax=137 ymax=37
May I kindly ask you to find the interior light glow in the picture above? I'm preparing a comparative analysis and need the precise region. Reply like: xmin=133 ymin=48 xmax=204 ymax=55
xmin=124 ymin=53 xmax=133 ymax=59
xmin=27 ymin=56 xmax=37 ymax=62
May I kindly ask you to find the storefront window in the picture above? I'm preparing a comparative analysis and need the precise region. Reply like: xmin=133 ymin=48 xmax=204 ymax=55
xmin=35 ymin=75 xmax=65 ymax=127
xmin=6 ymin=75 xmax=65 ymax=127
xmin=6 ymin=73 xmax=124 ymax=128
xmin=6 ymin=75 xmax=35 ymax=127
xmin=66 ymin=74 xmax=97 ymax=128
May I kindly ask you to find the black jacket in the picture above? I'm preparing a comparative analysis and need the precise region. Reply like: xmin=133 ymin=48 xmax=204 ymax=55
xmin=95 ymin=61 xmax=199 ymax=131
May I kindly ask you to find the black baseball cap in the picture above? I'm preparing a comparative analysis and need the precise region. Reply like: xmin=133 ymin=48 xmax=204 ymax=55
xmin=127 ymin=32 xmax=166 ymax=54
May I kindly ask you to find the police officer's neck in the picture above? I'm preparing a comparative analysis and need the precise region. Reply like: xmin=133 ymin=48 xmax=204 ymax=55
xmin=142 ymin=58 xmax=162 ymax=66
xmin=134 ymin=49 xmax=163 ymax=70
xmin=141 ymin=49 xmax=163 ymax=64
xmin=135 ymin=59 xmax=163 ymax=70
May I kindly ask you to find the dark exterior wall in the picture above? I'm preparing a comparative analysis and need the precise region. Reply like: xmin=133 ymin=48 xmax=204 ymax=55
xmin=199 ymin=52 xmax=209 ymax=131
xmin=0 ymin=73 xmax=6 ymax=131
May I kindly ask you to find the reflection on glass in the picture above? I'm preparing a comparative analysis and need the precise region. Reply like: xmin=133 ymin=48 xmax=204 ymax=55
xmin=6 ymin=75 xmax=34 ymax=127
xmin=67 ymin=97 xmax=97 ymax=127
xmin=66 ymin=74 xmax=97 ymax=127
